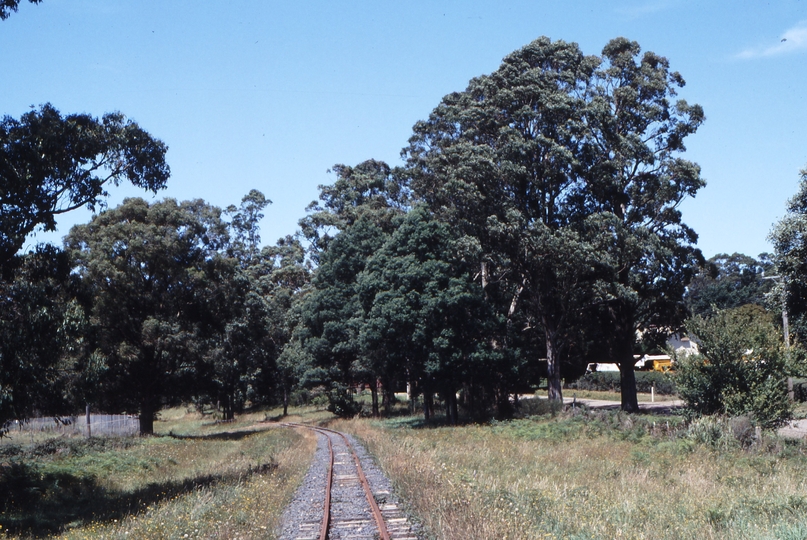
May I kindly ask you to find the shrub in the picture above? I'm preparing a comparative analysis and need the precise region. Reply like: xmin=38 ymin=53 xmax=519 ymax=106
xmin=325 ymin=385 xmax=362 ymax=418
xmin=676 ymin=305 xmax=801 ymax=429
xmin=568 ymin=371 xmax=677 ymax=395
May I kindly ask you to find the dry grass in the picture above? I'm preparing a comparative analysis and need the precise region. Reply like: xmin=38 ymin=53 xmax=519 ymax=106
xmin=1 ymin=407 xmax=318 ymax=539
xmin=336 ymin=412 xmax=807 ymax=540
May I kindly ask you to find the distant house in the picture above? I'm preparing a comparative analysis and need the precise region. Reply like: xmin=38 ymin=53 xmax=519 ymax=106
xmin=587 ymin=333 xmax=698 ymax=372
xmin=667 ymin=334 xmax=699 ymax=356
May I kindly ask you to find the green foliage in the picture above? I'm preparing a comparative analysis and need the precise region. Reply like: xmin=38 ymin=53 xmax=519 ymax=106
xmin=404 ymin=36 xmax=705 ymax=411
xmin=685 ymin=253 xmax=773 ymax=317
xmin=357 ymin=205 xmax=510 ymax=420
xmin=568 ymin=371 xmax=678 ymax=395
xmin=0 ymin=246 xmax=84 ymax=434
xmin=676 ymin=305 xmax=799 ymax=428
xmin=0 ymin=0 xmax=41 ymax=20
xmin=66 ymin=198 xmax=227 ymax=433
xmin=326 ymin=385 xmax=362 ymax=418
xmin=0 ymin=104 xmax=169 ymax=267
xmin=771 ymin=166 xmax=807 ymax=347
xmin=299 ymin=159 xmax=405 ymax=257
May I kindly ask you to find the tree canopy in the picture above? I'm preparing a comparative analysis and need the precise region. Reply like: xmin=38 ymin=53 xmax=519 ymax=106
xmin=66 ymin=198 xmax=225 ymax=434
xmin=0 ymin=35 xmax=718 ymax=428
xmin=404 ymin=36 xmax=705 ymax=411
xmin=771 ymin=167 xmax=807 ymax=345
xmin=0 ymin=104 xmax=169 ymax=268
xmin=686 ymin=253 xmax=773 ymax=317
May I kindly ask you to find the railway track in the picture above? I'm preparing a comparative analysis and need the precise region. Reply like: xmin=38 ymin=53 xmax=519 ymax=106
xmin=279 ymin=423 xmax=419 ymax=540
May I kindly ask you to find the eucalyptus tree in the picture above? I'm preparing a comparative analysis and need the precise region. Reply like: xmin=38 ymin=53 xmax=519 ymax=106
xmin=770 ymin=167 xmax=807 ymax=345
xmin=66 ymin=197 xmax=225 ymax=434
xmin=404 ymin=36 xmax=705 ymax=411
xmin=0 ymin=104 xmax=169 ymax=269
xmin=260 ymin=235 xmax=311 ymax=416
xmin=225 ymin=189 xmax=272 ymax=266
xmin=197 ymin=190 xmax=277 ymax=419
xmin=0 ymin=0 xmax=41 ymax=20
xmin=685 ymin=253 xmax=773 ymax=317
xmin=294 ymin=160 xmax=406 ymax=415
xmin=299 ymin=159 xmax=406 ymax=257
xmin=580 ymin=38 xmax=705 ymax=411
xmin=404 ymin=37 xmax=603 ymax=403
xmin=0 ymin=246 xmax=82 ymax=434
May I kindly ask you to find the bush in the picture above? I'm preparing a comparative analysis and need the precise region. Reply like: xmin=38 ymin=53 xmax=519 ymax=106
xmin=676 ymin=305 xmax=799 ymax=429
xmin=516 ymin=397 xmax=564 ymax=417
xmin=325 ymin=385 xmax=362 ymax=418
xmin=568 ymin=371 xmax=677 ymax=395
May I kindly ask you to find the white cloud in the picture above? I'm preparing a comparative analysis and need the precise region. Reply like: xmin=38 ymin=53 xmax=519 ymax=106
xmin=737 ymin=22 xmax=807 ymax=59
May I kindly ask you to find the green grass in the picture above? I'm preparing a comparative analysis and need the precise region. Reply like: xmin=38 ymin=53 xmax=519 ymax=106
xmin=0 ymin=406 xmax=320 ymax=539
xmin=337 ymin=410 xmax=807 ymax=540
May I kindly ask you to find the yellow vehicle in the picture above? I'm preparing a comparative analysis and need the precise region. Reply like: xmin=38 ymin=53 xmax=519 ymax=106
xmin=641 ymin=355 xmax=673 ymax=372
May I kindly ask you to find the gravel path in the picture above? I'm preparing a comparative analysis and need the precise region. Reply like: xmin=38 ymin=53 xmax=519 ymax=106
xmin=277 ymin=427 xmax=422 ymax=540
xmin=277 ymin=431 xmax=329 ymax=540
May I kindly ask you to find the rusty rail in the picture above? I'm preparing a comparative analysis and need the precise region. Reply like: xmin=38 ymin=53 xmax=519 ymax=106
xmin=283 ymin=423 xmax=391 ymax=540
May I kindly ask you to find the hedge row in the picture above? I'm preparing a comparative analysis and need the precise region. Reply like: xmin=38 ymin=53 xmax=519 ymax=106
xmin=567 ymin=371 xmax=678 ymax=395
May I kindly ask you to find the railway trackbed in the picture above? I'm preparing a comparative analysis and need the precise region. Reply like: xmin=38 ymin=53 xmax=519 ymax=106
xmin=277 ymin=423 xmax=420 ymax=540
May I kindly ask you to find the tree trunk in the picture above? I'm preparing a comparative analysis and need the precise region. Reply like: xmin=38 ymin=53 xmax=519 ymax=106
xmin=546 ymin=332 xmax=563 ymax=403
xmin=618 ymin=360 xmax=639 ymax=413
xmin=383 ymin=384 xmax=394 ymax=416
xmin=423 ymin=384 xmax=433 ymax=421
xmin=139 ymin=397 xmax=155 ymax=435
xmin=283 ymin=385 xmax=288 ymax=417
xmin=407 ymin=376 xmax=415 ymax=415
xmin=496 ymin=387 xmax=513 ymax=419
xmin=466 ymin=382 xmax=476 ymax=418
xmin=225 ymin=395 xmax=235 ymax=421
xmin=371 ymin=382 xmax=379 ymax=418
xmin=444 ymin=389 xmax=458 ymax=425
xmin=615 ymin=324 xmax=639 ymax=412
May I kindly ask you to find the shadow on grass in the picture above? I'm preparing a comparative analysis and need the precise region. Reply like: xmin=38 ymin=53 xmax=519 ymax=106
xmin=0 ymin=460 xmax=271 ymax=537
xmin=166 ymin=429 xmax=263 ymax=441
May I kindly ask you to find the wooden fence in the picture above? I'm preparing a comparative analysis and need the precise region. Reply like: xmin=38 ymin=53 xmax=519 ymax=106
xmin=13 ymin=414 xmax=139 ymax=437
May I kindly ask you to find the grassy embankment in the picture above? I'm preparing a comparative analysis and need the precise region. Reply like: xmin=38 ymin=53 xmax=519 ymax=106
xmin=0 ymin=406 xmax=327 ymax=539
xmin=336 ymin=405 xmax=807 ymax=540
xmin=7 ymin=397 xmax=807 ymax=539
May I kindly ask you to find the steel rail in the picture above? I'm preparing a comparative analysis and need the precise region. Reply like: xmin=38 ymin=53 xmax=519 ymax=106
xmin=320 ymin=432 xmax=334 ymax=540
xmin=283 ymin=422 xmax=391 ymax=540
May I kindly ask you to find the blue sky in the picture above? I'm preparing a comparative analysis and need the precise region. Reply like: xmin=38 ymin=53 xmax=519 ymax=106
xmin=2 ymin=0 xmax=806 ymax=259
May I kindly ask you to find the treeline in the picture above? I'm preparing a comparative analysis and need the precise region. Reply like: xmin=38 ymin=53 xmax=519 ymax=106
xmin=291 ymin=36 xmax=706 ymax=417
xmin=3 ymin=35 xmax=806 ymax=433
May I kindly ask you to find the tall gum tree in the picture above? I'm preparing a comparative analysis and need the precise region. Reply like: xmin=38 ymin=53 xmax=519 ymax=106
xmin=771 ymin=167 xmax=807 ymax=345
xmin=404 ymin=38 xmax=602 ymax=402
xmin=582 ymin=38 xmax=705 ymax=411
xmin=295 ymin=160 xmax=404 ymax=415
xmin=404 ymin=37 xmax=704 ymax=410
